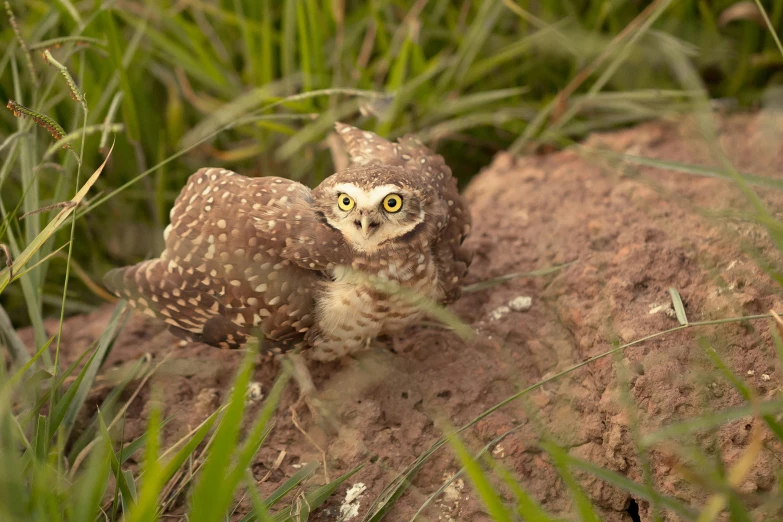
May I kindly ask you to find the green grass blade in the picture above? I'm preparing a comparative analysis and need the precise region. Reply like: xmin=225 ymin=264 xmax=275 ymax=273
xmin=61 ymin=302 xmax=129 ymax=439
xmin=217 ymin=367 xmax=290 ymax=520
xmin=47 ymin=345 xmax=101 ymax=441
xmin=462 ymin=262 xmax=574 ymax=293
xmin=189 ymin=347 xmax=257 ymax=522
xmin=70 ymin=434 xmax=111 ymax=522
xmin=0 ymin=144 xmax=112 ymax=293
xmin=409 ymin=425 xmax=527 ymax=522
xmin=281 ymin=0 xmax=296 ymax=79
xmin=295 ymin=0 xmax=312 ymax=92
xmin=231 ymin=457 xmax=319 ymax=521
xmin=264 ymin=461 xmax=319 ymax=508
xmin=98 ymin=413 xmax=138 ymax=510
xmin=158 ymin=405 xmax=223 ymax=486
xmin=700 ymin=337 xmax=783 ymax=441
xmin=376 ymin=35 xmax=412 ymax=136
xmin=0 ymin=303 xmax=30 ymax=364
xmin=643 ymin=397 xmax=783 ymax=446
xmin=585 ymin=147 xmax=783 ymax=191
xmin=560 ymin=451 xmax=696 ymax=518
xmin=430 ymin=87 xmax=531 ymax=117
xmin=441 ymin=0 xmax=504 ymax=88
xmin=274 ymin=464 xmax=364 ymax=522
xmin=753 ymin=0 xmax=783 ymax=58
xmin=363 ymin=459 xmax=424 ymax=522
xmin=447 ymin=432 xmax=513 ymax=522
xmin=243 ymin=470 xmax=275 ymax=522
xmin=103 ymin=9 xmax=140 ymax=142
xmin=770 ymin=317 xmax=783 ymax=380
xmin=121 ymin=469 xmax=138 ymax=515
xmin=260 ymin=0 xmax=274 ymax=84
xmin=495 ymin=464 xmax=557 ymax=521
xmin=5 ymin=336 xmax=53 ymax=394
xmin=33 ymin=414 xmax=47 ymax=461
xmin=68 ymin=354 xmax=150 ymax=463
xmin=668 ymin=288 xmax=688 ymax=326
xmin=20 ymin=341 xmax=90 ymax=429
xmin=542 ymin=442 xmax=601 ymax=522
xmin=118 ymin=413 xmax=177 ymax=465
xmin=303 ymin=0 xmax=324 ymax=86
xmin=124 ymin=396 xmax=164 ymax=522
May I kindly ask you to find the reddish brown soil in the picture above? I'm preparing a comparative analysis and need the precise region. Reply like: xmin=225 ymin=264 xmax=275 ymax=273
xmin=17 ymin=112 xmax=783 ymax=521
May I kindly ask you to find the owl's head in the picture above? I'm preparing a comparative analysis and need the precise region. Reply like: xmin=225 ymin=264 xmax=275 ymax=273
xmin=312 ymin=166 xmax=439 ymax=253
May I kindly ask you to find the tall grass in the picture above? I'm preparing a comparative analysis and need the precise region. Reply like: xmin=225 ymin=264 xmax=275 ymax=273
xmin=2 ymin=0 xmax=782 ymax=324
xmin=2 ymin=0 xmax=783 ymax=521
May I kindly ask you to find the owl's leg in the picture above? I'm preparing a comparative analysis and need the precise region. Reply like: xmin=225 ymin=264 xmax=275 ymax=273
xmin=288 ymin=351 xmax=316 ymax=410
xmin=286 ymin=351 xmax=339 ymax=435
xmin=286 ymin=351 xmax=335 ymax=481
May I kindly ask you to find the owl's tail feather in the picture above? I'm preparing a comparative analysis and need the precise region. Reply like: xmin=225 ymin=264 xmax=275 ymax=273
xmin=103 ymin=260 xmax=220 ymax=342
xmin=103 ymin=262 xmax=298 ymax=353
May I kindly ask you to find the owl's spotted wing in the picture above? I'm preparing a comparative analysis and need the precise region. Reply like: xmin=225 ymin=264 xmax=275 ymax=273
xmin=334 ymin=122 xmax=473 ymax=302
xmin=273 ymin=193 xmax=352 ymax=271
xmin=104 ymin=168 xmax=320 ymax=353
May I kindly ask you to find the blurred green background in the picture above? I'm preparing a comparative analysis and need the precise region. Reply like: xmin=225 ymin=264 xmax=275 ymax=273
xmin=1 ymin=0 xmax=782 ymax=327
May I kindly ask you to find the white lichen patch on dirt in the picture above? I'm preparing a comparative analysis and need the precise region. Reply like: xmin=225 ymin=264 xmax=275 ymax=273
xmin=490 ymin=305 xmax=511 ymax=321
xmin=435 ymin=475 xmax=465 ymax=521
xmin=339 ymin=482 xmax=367 ymax=520
xmin=508 ymin=295 xmax=532 ymax=312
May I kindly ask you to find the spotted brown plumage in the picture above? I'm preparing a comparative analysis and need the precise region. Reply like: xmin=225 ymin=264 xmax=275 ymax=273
xmin=104 ymin=123 xmax=473 ymax=360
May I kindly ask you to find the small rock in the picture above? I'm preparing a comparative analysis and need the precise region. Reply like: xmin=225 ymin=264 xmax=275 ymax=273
xmin=508 ymin=296 xmax=533 ymax=312
xmin=762 ymin=373 xmax=771 ymax=381
xmin=490 ymin=305 xmax=511 ymax=321
xmin=619 ymin=327 xmax=636 ymax=343
xmin=649 ymin=302 xmax=676 ymax=319
xmin=246 ymin=382 xmax=264 ymax=402
xmin=490 ymin=296 xmax=533 ymax=320
xmin=747 ymin=370 xmax=755 ymax=377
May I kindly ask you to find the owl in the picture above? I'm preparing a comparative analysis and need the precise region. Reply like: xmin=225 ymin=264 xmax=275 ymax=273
xmin=104 ymin=123 xmax=472 ymax=369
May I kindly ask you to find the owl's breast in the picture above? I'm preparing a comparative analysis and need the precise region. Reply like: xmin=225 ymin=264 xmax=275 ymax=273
xmin=308 ymin=252 xmax=440 ymax=361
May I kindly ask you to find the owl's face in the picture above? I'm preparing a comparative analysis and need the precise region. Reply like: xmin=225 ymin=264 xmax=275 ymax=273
xmin=313 ymin=167 xmax=432 ymax=253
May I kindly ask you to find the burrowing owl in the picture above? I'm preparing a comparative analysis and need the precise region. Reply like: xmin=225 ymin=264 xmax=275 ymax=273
xmin=104 ymin=123 xmax=472 ymax=364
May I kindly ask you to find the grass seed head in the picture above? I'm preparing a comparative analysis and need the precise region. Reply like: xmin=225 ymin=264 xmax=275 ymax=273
xmin=4 ymin=1 xmax=38 ymax=86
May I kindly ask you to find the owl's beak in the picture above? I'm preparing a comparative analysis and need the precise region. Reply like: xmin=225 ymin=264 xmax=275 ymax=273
xmin=354 ymin=211 xmax=380 ymax=237
xmin=360 ymin=215 xmax=372 ymax=236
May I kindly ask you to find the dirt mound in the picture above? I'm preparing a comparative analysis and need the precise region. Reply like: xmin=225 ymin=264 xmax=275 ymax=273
xmin=17 ymin=112 xmax=783 ymax=521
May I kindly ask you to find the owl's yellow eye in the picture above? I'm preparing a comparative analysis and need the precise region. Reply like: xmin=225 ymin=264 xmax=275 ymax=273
xmin=382 ymin=194 xmax=403 ymax=213
xmin=337 ymin=193 xmax=355 ymax=211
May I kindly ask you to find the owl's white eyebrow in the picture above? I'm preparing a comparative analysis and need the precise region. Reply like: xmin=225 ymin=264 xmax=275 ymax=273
xmin=333 ymin=183 xmax=402 ymax=207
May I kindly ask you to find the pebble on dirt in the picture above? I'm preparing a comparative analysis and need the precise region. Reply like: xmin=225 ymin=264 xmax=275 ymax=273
xmin=490 ymin=295 xmax=533 ymax=320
